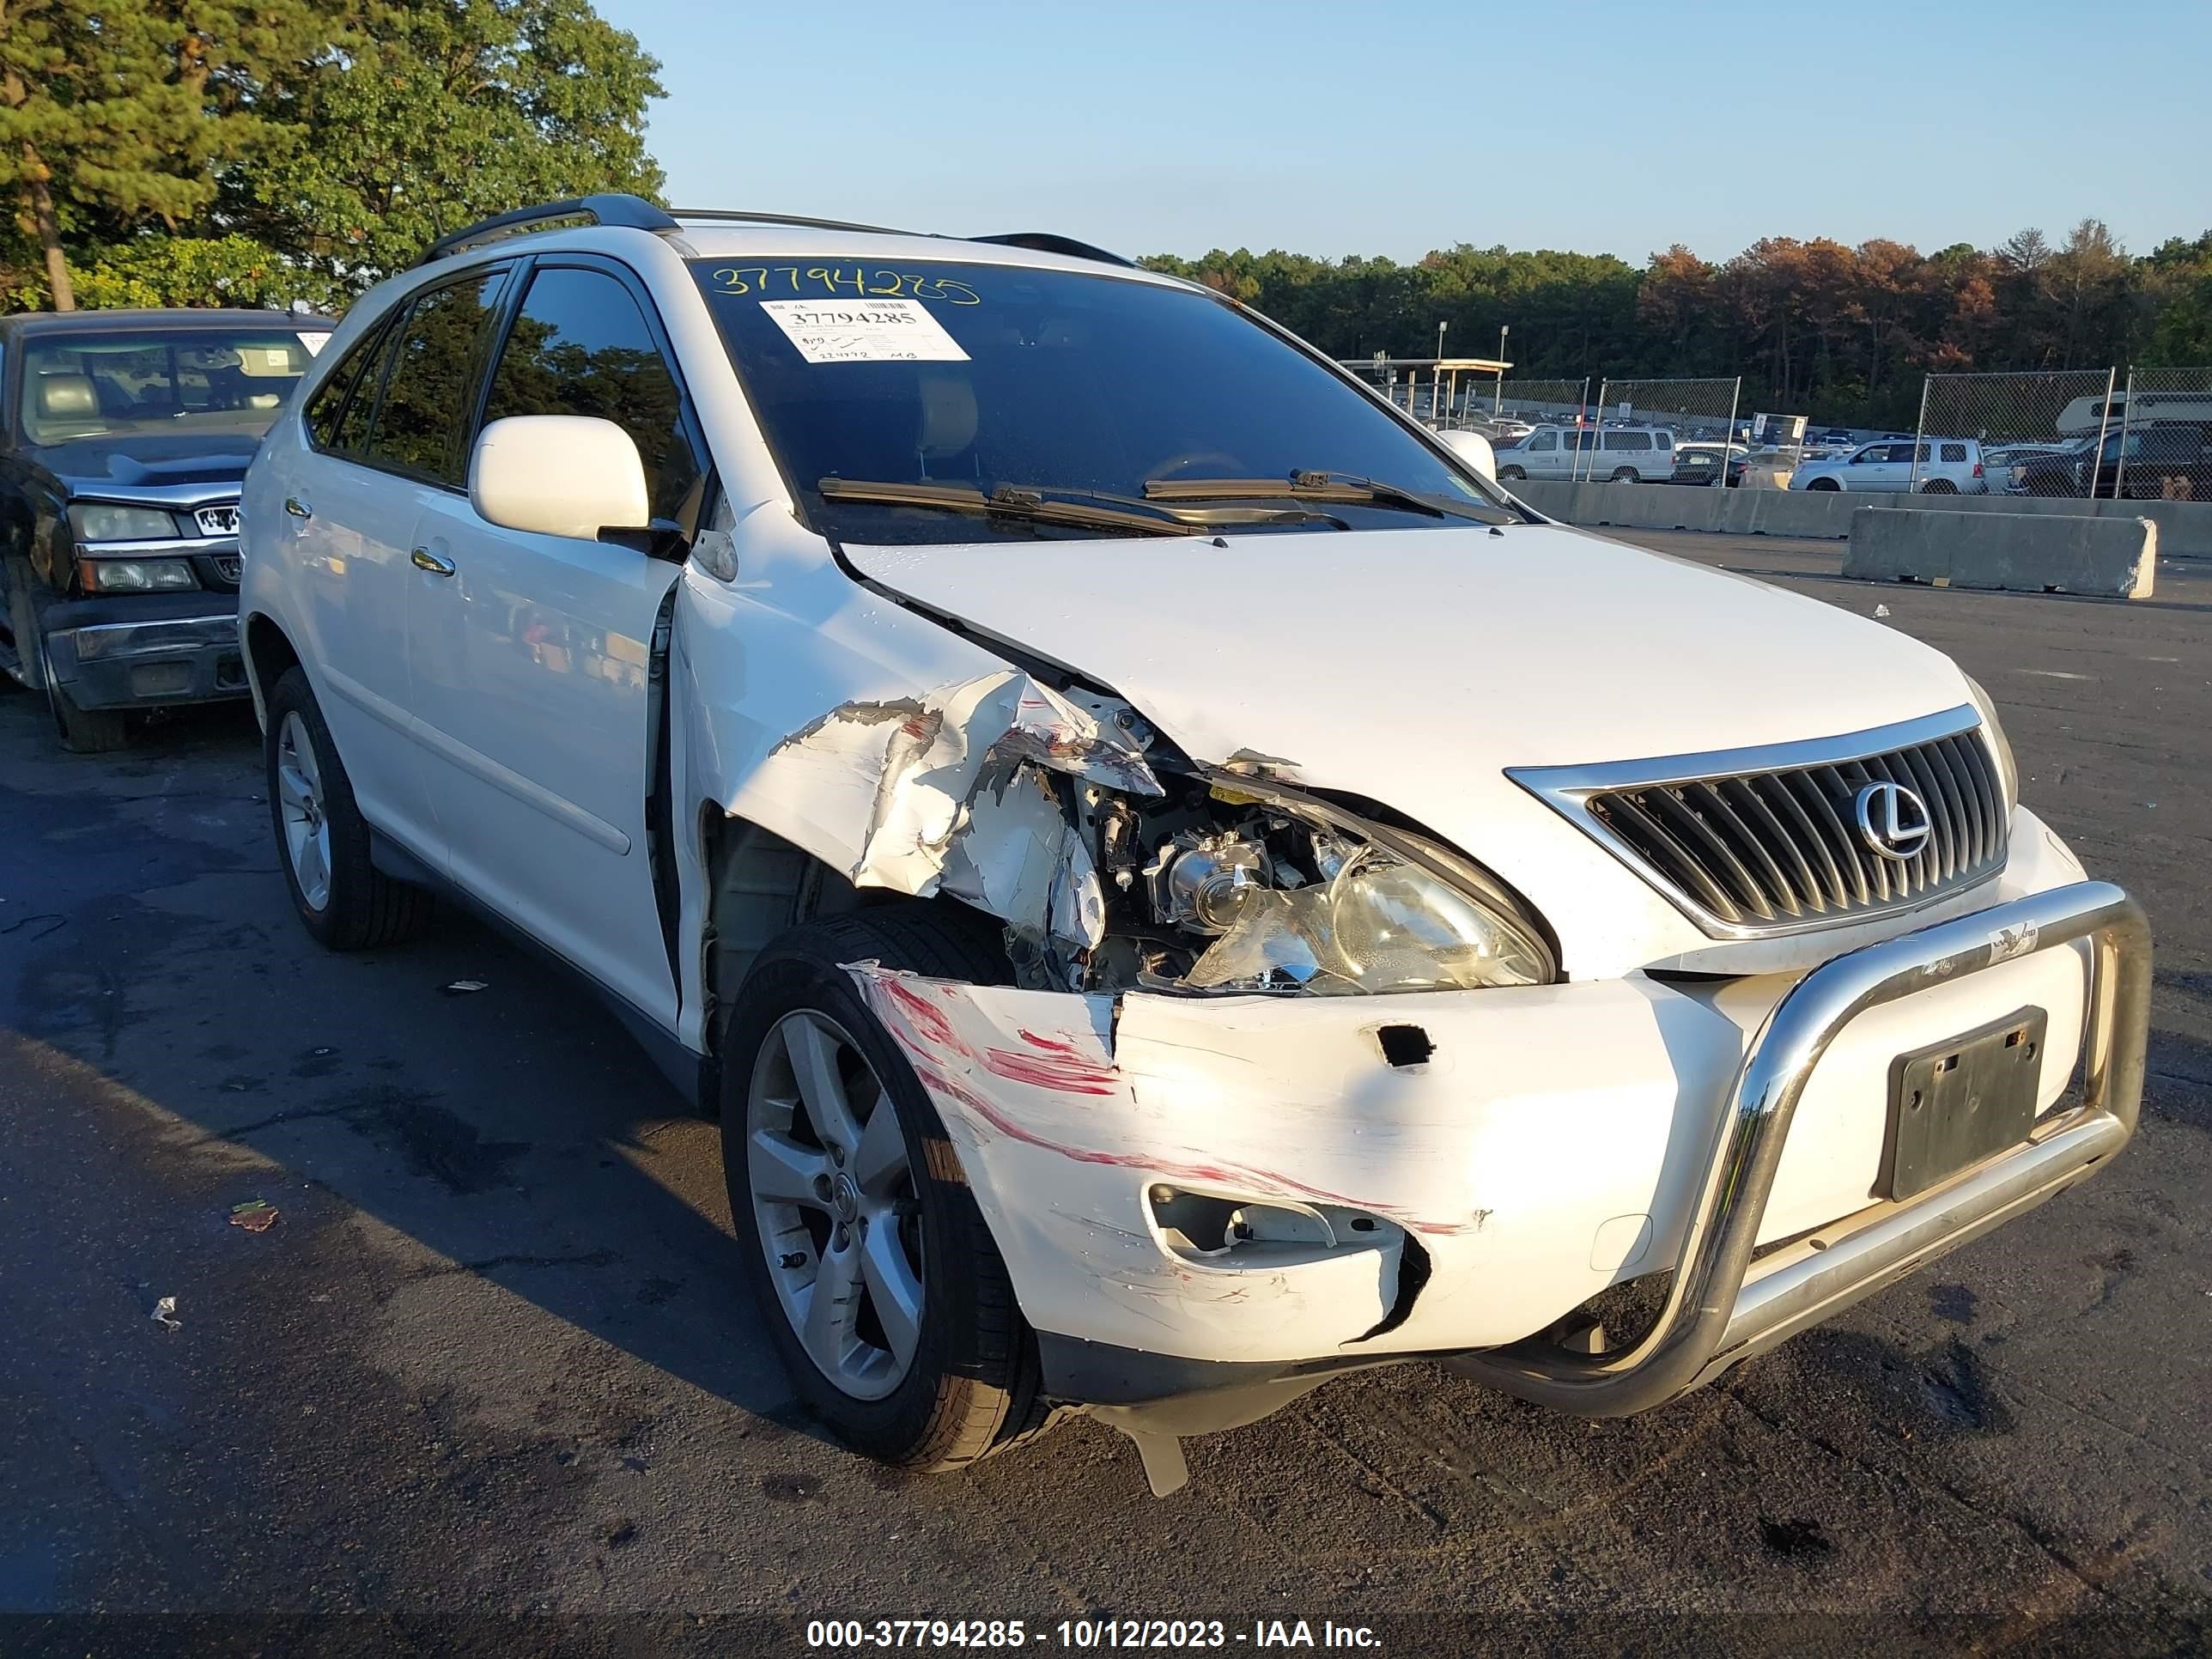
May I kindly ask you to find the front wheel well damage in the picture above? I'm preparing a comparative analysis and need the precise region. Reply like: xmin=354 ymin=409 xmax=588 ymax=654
xmin=697 ymin=806 xmax=1018 ymax=1071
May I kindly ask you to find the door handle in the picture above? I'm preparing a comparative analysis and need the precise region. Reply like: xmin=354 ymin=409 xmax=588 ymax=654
xmin=283 ymin=496 xmax=313 ymax=520
xmin=410 ymin=547 xmax=456 ymax=577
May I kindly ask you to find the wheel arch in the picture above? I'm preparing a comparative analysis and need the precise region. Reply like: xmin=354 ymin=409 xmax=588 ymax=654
xmin=240 ymin=609 xmax=301 ymax=732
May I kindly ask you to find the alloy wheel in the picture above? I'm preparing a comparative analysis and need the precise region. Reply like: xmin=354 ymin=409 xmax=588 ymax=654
xmin=275 ymin=711 xmax=332 ymax=911
xmin=746 ymin=1009 xmax=924 ymax=1401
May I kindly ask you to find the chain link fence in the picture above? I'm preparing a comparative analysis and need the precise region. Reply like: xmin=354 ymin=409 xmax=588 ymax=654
xmin=2113 ymin=367 xmax=2212 ymax=501
xmin=1582 ymin=377 xmax=1741 ymax=483
xmin=1911 ymin=368 xmax=2116 ymax=495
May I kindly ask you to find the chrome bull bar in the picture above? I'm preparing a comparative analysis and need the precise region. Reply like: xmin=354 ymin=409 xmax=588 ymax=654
xmin=1447 ymin=879 xmax=2150 ymax=1415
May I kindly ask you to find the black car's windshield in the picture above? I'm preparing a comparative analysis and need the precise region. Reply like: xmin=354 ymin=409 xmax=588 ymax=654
xmin=690 ymin=258 xmax=1507 ymax=544
xmin=19 ymin=326 xmax=328 ymax=447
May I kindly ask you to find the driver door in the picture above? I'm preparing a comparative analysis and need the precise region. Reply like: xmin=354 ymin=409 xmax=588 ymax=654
xmin=407 ymin=258 xmax=704 ymax=1029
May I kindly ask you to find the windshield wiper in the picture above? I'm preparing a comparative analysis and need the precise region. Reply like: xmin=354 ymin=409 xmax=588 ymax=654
xmin=818 ymin=478 xmax=1196 ymax=538
xmin=817 ymin=478 xmax=1350 ymax=537
xmin=1144 ymin=470 xmax=1510 ymax=524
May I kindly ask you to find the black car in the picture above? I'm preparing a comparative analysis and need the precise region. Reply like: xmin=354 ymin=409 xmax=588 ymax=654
xmin=1664 ymin=443 xmax=1747 ymax=486
xmin=0 ymin=307 xmax=332 ymax=750
xmin=2009 ymin=422 xmax=2211 ymax=501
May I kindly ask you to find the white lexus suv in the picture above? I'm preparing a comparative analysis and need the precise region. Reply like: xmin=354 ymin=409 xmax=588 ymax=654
xmin=240 ymin=196 xmax=2148 ymax=1496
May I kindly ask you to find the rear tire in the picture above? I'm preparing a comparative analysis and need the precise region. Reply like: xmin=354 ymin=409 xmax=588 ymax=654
xmin=1919 ymin=479 xmax=1956 ymax=494
xmin=723 ymin=902 xmax=1060 ymax=1474
xmin=264 ymin=666 xmax=429 ymax=950
xmin=1610 ymin=467 xmax=1638 ymax=483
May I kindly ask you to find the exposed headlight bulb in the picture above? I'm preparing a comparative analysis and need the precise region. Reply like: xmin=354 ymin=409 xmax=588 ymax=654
xmin=1144 ymin=831 xmax=1270 ymax=935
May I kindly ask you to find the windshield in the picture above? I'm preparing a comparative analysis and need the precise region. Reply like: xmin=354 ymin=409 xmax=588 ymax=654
xmin=20 ymin=326 xmax=327 ymax=447
xmin=690 ymin=258 xmax=1506 ymax=543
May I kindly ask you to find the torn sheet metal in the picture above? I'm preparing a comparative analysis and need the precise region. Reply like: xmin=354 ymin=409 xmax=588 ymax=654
xmin=760 ymin=671 xmax=1161 ymax=900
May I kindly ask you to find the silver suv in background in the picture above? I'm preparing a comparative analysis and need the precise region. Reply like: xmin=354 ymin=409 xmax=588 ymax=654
xmin=1790 ymin=437 xmax=1988 ymax=493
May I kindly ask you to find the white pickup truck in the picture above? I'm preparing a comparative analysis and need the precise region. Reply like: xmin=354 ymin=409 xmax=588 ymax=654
xmin=239 ymin=196 xmax=2149 ymax=1496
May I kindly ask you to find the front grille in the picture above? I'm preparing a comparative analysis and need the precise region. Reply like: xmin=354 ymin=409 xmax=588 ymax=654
xmin=195 ymin=502 xmax=241 ymax=537
xmin=1511 ymin=708 xmax=2009 ymax=937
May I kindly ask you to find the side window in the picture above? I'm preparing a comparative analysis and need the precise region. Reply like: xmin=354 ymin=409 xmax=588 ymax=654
xmin=362 ymin=271 xmax=503 ymax=486
xmin=304 ymin=315 xmax=394 ymax=451
xmin=1654 ymin=431 xmax=1671 ymax=450
xmin=1940 ymin=442 xmax=1966 ymax=463
xmin=332 ymin=325 xmax=398 ymax=454
xmin=480 ymin=265 xmax=702 ymax=522
xmin=1850 ymin=446 xmax=1881 ymax=465
xmin=1913 ymin=443 xmax=1931 ymax=464
xmin=1612 ymin=431 xmax=1651 ymax=451
xmin=1528 ymin=429 xmax=1557 ymax=452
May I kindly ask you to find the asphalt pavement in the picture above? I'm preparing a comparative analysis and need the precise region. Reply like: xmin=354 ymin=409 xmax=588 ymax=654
xmin=3 ymin=536 xmax=2209 ymax=1657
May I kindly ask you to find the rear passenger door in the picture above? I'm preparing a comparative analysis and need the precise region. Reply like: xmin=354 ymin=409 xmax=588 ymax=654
xmin=408 ymin=258 xmax=704 ymax=1028
xmin=281 ymin=267 xmax=509 ymax=857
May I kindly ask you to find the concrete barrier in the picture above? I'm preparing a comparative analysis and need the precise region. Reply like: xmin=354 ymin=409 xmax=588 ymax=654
xmin=1842 ymin=507 xmax=2155 ymax=599
xmin=1504 ymin=477 xmax=2212 ymax=558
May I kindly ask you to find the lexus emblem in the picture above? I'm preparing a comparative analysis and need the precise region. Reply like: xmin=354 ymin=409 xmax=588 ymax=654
xmin=1854 ymin=781 xmax=1931 ymax=862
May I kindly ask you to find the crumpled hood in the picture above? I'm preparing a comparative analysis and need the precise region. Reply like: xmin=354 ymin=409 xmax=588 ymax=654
xmin=843 ymin=522 xmax=1979 ymax=974
xmin=842 ymin=522 xmax=1975 ymax=786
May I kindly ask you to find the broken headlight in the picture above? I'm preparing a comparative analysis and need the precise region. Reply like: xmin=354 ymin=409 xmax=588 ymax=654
xmin=1121 ymin=777 xmax=1556 ymax=994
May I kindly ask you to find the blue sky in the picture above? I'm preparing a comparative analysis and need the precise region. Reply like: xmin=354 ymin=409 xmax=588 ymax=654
xmin=595 ymin=0 xmax=2210 ymax=267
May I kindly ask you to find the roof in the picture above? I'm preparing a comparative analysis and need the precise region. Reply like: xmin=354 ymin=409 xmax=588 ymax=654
xmin=404 ymin=191 xmax=1175 ymax=288
xmin=2 ymin=307 xmax=335 ymax=336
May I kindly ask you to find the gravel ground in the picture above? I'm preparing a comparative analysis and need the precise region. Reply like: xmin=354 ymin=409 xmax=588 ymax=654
xmin=2 ymin=535 xmax=2208 ymax=1657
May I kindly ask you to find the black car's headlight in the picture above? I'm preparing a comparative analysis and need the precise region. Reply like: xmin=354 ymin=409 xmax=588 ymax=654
xmin=69 ymin=503 xmax=179 ymax=543
xmin=77 ymin=557 xmax=200 ymax=593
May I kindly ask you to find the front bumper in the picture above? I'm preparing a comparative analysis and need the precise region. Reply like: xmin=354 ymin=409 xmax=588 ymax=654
xmin=848 ymin=810 xmax=2147 ymax=1412
xmin=41 ymin=592 xmax=247 ymax=710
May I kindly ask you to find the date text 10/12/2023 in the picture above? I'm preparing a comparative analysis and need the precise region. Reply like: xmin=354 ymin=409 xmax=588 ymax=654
xmin=804 ymin=1620 xmax=1383 ymax=1649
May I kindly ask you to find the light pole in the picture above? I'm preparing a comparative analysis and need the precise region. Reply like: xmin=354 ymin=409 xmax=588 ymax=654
xmin=1434 ymin=320 xmax=1448 ymax=420
xmin=1496 ymin=323 xmax=1510 ymax=414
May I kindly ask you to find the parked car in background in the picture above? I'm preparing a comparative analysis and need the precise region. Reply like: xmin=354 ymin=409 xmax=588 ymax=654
xmin=1665 ymin=441 xmax=1747 ymax=486
xmin=0 ymin=307 xmax=332 ymax=750
xmin=1982 ymin=441 xmax=2072 ymax=496
xmin=1495 ymin=422 xmax=1675 ymax=483
xmin=2009 ymin=423 xmax=2210 ymax=500
xmin=238 ymin=193 xmax=2147 ymax=1498
xmin=1489 ymin=416 xmax=1534 ymax=441
xmin=1790 ymin=438 xmax=1986 ymax=494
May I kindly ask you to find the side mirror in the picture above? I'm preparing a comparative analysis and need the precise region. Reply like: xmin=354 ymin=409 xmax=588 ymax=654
xmin=1437 ymin=428 xmax=1497 ymax=482
xmin=470 ymin=415 xmax=649 ymax=541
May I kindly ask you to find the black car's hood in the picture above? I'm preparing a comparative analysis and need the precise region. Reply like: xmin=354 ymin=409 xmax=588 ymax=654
xmin=40 ymin=430 xmax=264 ymax=495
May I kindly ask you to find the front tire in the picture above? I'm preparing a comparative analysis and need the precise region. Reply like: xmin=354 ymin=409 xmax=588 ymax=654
xmin=1807 ymin=477 xmax=1841 ymax=491
xmin=40 ymin=635 xmax=127 ymax=753
xmin=264 ymin=666 xmax=428 ymax=950
xmin=1498 ymin=465 xmax=1526 ymax=481
xmin=723 ymin=904 xmax=1057 ymax=1473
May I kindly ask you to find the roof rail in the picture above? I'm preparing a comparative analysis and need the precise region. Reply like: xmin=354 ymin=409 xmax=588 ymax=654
xmin=968 ymin=232 xmax=1136 ymax=269
xmin=413 ymin=193 xmax=678 ymax=267
xmin=669 ymin=207 xmax=917 ymax=237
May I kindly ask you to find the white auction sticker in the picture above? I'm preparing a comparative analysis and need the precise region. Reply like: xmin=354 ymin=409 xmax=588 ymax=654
xmin=759 ymin=298 xmax=969 ymax=364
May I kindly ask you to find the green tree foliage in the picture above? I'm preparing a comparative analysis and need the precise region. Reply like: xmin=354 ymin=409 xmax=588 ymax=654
xmin=0 ymin=0 xmax=328 ymax=308
xmin=1146 ymin=220 xmax=2212 ymax=427
xmin=1 ymin=0 xmax=661 ymax=313
xmin=228 ymin=0 xmax=665 ymax=288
